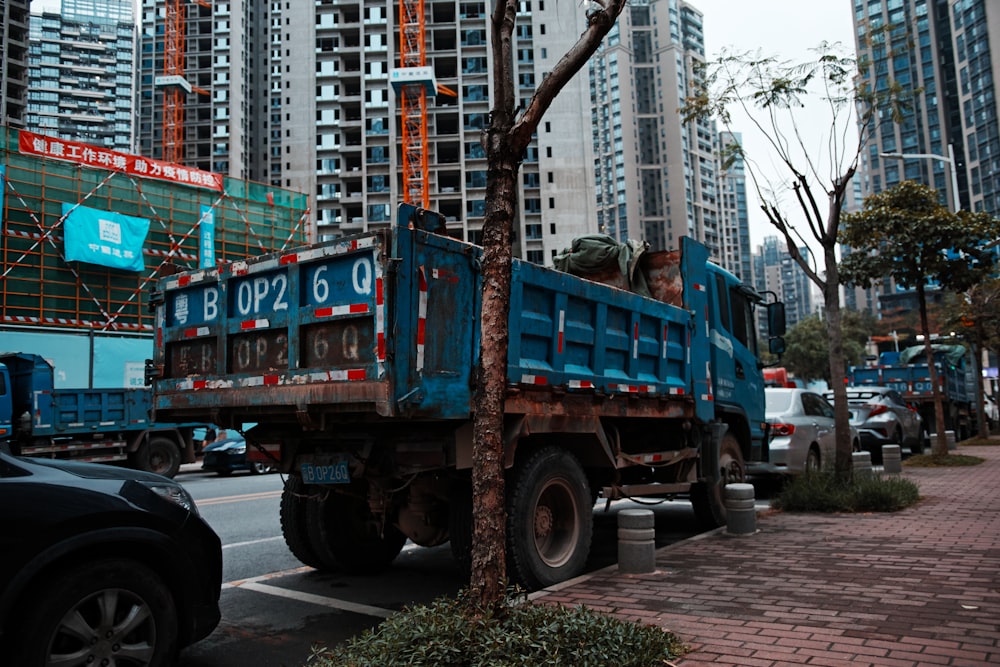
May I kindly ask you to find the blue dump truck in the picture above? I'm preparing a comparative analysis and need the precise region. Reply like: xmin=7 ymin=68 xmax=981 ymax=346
xmin=146 ymin=204 xmax=785 ymax=588
xmin=848 ymin=345 xmax=976 ymax=441
xmin=0 ymin=353 xmax=201 ymax=478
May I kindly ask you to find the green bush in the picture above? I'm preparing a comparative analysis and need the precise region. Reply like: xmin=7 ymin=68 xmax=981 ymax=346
xmin=308 ymin=589 xmax=686 ymax=667
xmin=772 ymin=471 xmax=919 ymax=513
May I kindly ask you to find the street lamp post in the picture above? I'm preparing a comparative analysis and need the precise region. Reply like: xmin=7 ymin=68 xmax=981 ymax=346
xmin=879 ymin=143 xmax=961 ymax=213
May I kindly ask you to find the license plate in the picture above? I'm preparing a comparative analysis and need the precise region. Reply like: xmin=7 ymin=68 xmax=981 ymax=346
xmin=300 ymin=461 xmax=350 ymax=484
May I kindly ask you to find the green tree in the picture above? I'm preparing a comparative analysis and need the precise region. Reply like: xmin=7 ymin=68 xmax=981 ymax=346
xmin=784 ymin=311 xmax=873 ymax=384
xmin=682 ymin=42 xmax=909 ymax=476
xmin=840 ymin=180 xmax=1000 ymax=453
xmin=471 ymin=0 xmax=626 ymax=609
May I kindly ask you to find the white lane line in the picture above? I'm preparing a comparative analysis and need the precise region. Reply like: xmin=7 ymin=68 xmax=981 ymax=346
xmin=222 ymin=536 xmax=286 ymax=550
xmin=235 ymin=581 xmax=396 ymax=619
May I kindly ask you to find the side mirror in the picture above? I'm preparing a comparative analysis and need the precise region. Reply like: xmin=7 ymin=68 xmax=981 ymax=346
xmin=769 ymin=336 xmax=786 ymax=356
xmin=767 ymin=301 xmax=786 ymax=337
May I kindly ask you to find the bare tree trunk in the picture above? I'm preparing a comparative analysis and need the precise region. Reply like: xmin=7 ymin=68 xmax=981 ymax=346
xmin=822 ymin=248 xmax=853 ymax=477
xmin=469 ymin=136 xmax=519 ymax=608
xmin=917 ymin=282 xmax=948 ymax=455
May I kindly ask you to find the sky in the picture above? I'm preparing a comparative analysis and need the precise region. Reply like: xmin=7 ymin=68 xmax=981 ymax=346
xmin=27 ymin=0 xmax=857 ymax=248
xmin=694 ymin=0 xmax=858 ymax=249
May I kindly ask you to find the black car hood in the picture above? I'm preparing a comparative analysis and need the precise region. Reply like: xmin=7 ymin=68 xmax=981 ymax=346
xmin=19 ymin=456 xmax=171 ymax=483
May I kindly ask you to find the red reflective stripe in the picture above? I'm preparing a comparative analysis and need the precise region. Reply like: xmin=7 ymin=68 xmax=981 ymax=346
xmin=279 ymin=253 xmax=298 ymax=265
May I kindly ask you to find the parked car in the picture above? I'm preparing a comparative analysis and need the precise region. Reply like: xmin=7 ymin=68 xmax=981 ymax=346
xmin=0 ymin=450 xmax=222 ymax=665
xmin=825 ymin=386 xmax=925 ymax=461
xmin=202 ymin=434 xmax=275 ymax=476
xmin=750 ymin=387 xmax=860 ymax=476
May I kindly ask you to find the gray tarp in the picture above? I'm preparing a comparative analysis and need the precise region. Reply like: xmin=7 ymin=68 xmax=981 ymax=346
xmin=899 ymin=344 xmax=967 ymax=367
xmin=553 ymin=235 xmax=652 ymax=298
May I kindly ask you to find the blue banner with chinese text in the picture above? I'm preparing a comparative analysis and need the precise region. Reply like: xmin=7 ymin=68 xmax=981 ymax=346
xmin=63 ymin=202 xmax=149 ymax=272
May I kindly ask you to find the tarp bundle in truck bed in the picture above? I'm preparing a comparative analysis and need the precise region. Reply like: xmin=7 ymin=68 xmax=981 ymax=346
xmin=899 ymin=344 xmax=967 ymax=367
xmin=554 ymin=236 xmax=685 ymax=307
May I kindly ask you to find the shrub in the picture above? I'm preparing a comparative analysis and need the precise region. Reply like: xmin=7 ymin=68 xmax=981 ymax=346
xmin=772 ymin=471 xmax=919 ymax=513
xmin=308 ymin=589 xmax=686 ymax=667
xmin=904 ymin=453 xmax=984 ymax=467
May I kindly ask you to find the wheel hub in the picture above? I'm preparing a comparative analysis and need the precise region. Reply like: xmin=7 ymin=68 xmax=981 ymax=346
xmin=534 ymin=505 xmax=553 ymax=539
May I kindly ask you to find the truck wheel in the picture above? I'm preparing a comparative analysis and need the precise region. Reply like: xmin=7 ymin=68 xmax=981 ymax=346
xmin=280 ymin=475 xmax=325 ymax=569
xmin=133 ymin=437 xmax=181 ymax=478
xmin=311 ymin=484 xmax=407 ymax=574
xmin=690 ymin=432 xmax=745 ymax=530
xmin=12 ymin=559 xmax=178 ymax=667
xmin=506 ymin=447 xmax=593 ymax=590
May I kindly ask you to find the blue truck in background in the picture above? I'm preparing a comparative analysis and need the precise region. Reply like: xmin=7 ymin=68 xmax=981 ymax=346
xmin=848 ymin=345 xmax=976 ymax=440
xmin=146 ymin=203 xmax=785 ymax=589
xmin=0 ymin=353 xmax=201 ymax=478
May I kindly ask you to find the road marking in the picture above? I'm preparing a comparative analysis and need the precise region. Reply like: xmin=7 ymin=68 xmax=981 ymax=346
xmin=222 ymin=535 xmax=286 ymax=550
xmin=197 ymin=490 xmax=283 ymax=506
xmin=231 ymin=581 xmax=396 ymax=619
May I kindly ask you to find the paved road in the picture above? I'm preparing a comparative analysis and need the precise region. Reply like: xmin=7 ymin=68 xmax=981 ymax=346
xmin=174 ymin=465 xmax=715 ymax=666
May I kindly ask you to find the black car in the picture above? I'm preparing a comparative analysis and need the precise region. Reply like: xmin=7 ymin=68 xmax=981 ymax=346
xmin=202 ymin=435 xmax=275 ymax=476
xmin=0 ymin=451 xmax=222 ymax=666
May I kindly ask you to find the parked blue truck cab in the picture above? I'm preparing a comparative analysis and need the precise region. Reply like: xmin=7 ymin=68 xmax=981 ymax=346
xmin=147 ymin=204 xmax=784 ymax=588
xmin=0 ymin=352 xmax=201 ymax=477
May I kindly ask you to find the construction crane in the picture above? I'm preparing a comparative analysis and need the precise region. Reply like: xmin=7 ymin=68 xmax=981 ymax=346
xmin=157 ymin=0 xmax=211 ymax=165
xmin=392 ymin=0 xmax=455 ymax=208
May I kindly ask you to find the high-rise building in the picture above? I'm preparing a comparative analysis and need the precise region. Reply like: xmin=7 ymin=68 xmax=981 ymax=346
xmin=135 ymin=0 xmax=273 ymax=182
xmin=26 ymin=0 xmax=136 ymax=151
xmin=753 ymin=236 xmax=813 ymax=329
xmin=590 ymin=0 xmax=722 ymax=256
xmin=134 ymin=0 xmax=600 ymax=260
xmin=854 ymin=0 xmax=1000 ymax=216
xmin=718 ymin=131 xmax=751 ymax=282
xmin=1 ymin=0 xmax=30 ymax=129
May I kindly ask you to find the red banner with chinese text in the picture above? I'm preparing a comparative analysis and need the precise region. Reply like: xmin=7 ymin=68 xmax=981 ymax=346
xmin=18 ymin=130 xmax=223 ymax=192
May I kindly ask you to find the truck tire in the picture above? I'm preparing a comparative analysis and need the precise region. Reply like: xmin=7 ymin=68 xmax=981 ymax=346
xmin=310 ymin=483 xmax=407 ymax=574
xmin=133 ymin=436 xmax=181 ymax=478
xmin=12 ymin=558 xmax=178 ymax=667
xmin=506 ymin=446 xmax=593 ymax=590
xmin=690 ymin=432 xmax=745 ymax=530
xmin=280 ymin=475 xmax=325 ymax=569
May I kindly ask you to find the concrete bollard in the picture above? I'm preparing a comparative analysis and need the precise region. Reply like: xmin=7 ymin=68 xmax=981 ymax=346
xmin=724 ymin=483 xmax=756 ymax=535
xmin=852 ymin=451 xmax=873 ymax=479
xmin=617 ymin=509 xmax=655 ymax=574
xmin=882 ymin=444 xmax=902 ymax=473
xmin=931 ymin=431 xmax=958 ymax=451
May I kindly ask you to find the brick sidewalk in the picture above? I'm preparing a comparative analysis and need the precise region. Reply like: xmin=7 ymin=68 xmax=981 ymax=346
xmin=533 ymin=445 xmax=1000 ymax=666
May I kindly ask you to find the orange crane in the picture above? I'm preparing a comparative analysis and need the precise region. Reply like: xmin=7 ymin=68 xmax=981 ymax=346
xmin=394 ymin=0 xmax=455 ymax=208
xmin=158 ymin=0 xmax=211 ymax=165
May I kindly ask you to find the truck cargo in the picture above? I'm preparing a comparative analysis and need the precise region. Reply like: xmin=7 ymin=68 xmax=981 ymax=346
xmin=847 ymin=344 xmax=976 ymax=440
xmin=0 ymin=352 xmax=200 ymax=477
xmin=147 ymin=204 xmax=785 ymax=588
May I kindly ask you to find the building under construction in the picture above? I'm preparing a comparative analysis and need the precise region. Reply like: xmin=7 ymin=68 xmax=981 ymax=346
xmin=0 ymin=126 xmax=310 ymax=386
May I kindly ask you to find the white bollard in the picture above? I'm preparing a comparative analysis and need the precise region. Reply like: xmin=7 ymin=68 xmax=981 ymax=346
xmin=724 ymin=483 xmax=756 ymax=535
xmin=882 ymin=444 xmax=902 ymax=473
xmin=852 ymin=451 xmax=873 ymax=479
xmin=618 ymin=509 xmax=656 ymax=574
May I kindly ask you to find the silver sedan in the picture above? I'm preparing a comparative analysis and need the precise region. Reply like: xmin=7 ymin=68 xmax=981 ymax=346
xmin=750 ymin=387 xmax=860 ymax=476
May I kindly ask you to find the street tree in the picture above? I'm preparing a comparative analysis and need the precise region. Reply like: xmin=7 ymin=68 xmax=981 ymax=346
xmin=471 ymin=0 xmax=626 ymax=609
xmin=784 ymin=311 xmax=873 ymax=384
xmin=682 ymin=43 xmax=909 ymax=476
xmin=839 ymin=180 xmax=1000 ymax=453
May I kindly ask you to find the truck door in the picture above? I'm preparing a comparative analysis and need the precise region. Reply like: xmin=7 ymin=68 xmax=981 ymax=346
xmin=709 ymin=272 xmax=766 ymax=436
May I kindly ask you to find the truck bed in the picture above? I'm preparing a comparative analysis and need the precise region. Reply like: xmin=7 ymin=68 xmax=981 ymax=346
xmin=151 ymin=206 xmax=701 ymax=425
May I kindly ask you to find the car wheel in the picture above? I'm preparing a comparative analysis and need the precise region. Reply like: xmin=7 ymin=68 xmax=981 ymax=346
xmin=250 ymin=461 xmax=272 ymax=475
xmin=805 ymin=446 xmax=821 ymax=474
xmin=13 ymin=559 xmax=179 ymax=667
